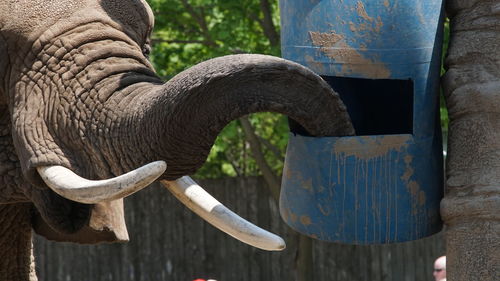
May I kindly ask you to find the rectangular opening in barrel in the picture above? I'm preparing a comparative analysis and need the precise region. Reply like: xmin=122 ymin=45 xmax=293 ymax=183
xmin=322 ymin=76 xmax=414 ymax=135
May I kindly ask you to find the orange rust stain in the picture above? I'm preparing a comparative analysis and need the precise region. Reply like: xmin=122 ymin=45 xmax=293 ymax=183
xmin=347 ymin=2 xmax=385 ymax=37
xmin=302 ymin=178 xmax=313 ymax=192
xmin=318 ymin=203 xmax=331 ymax=216
xmin=284 ymin=169 xmax=315 ymax=193
xmin=404 ymin=155 xmax=413 ymax=164
xmin=331 ymin=135 xmax=411 ymax=160
xmin=309 ymin=31 xmax=344 ymax=47
xmin=418 ymin=190 xmax=427 ymax=206
xmin=375 ymin=16 xmax=384 ymax=33
xmin=409 ymin=180 xmax=427 ymax=206
xmin=304 ymin=54 xmax=326 ymax=73
xmin=309 ymin=31 xmax=390 ymax=78
xmin=300 ymin=215 xmax=312 ymax=226
xmin=356 ymin=1 xmax=373 ymax=22
xmin=401 ymin=155 xmax=414 ymax=181
xmin=350 ymin=16 xmax=383 ymax=34
xmin=401 ymin=154 xmax=426 ymax=206
xmin=408 ymin=181 xmax=419 ymax=196
xmin=281 ymin=208 xmax=289 ymax=222
xmin=282 ymin=207 xmax=299 ymax=223
xmin=349 ymin=21 xmax=357 ymax=32
xmin=384 ymin=0 xmax=390 ymax=8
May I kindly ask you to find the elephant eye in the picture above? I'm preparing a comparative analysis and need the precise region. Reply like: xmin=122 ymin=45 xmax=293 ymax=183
xmin=142 ymin=43 xmax=151 ymax=58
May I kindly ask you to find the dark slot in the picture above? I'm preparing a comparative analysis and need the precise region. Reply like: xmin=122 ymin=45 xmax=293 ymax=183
xmin=289 ymin=76 xmax=414 ymax=137
xmin=289 ymin=76 xmax=414 ymax=136
xmin=322 ymin=76 xmax=413 ymax=135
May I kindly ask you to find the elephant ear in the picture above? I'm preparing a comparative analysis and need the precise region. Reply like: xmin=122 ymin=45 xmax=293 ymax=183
xmin=33 ymin=199 xmax=129 ymax=244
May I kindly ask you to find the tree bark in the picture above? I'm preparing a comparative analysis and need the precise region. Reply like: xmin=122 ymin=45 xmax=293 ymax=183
xmin=295 ymin=234 xmax=313 ymax=281
xmin=179 ymin=0 xmax=218 ymax=48
xmin=239 ymin=116 xmax=281 ymax=201
xmin=258 ymin=0 xmax=280 ymax=48
xmin=0 ymin=203 xmax=37 ymax=281
xmin=239 ymin=116 xmax=314 ymax=281
xmin=441 ymin=1 xmax=500 ymax=280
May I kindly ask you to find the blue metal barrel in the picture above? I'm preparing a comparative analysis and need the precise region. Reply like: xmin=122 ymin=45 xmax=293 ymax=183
xmin=280 ymin=0 xmax=445 ymax=244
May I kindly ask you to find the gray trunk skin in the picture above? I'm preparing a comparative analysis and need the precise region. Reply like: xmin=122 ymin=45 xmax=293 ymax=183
xmin=0 ymin=1 xmax=354 ymax=279
xmin=441 ymin=0 xmax=500 ymax=280
xmin=0 ymin=204 xmax=37 ymax=281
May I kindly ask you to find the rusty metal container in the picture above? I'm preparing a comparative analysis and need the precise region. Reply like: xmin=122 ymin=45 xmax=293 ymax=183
xmin=279 ymin=0 xmax=445 ymax=244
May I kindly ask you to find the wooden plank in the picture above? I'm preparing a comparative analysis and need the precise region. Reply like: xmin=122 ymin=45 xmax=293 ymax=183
xmin=33 ymin=177 xmax=445 ymax=281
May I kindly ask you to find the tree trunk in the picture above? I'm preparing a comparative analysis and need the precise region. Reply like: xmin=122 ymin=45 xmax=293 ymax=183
xmin=441 ymin=0 xmax=500 ymax=280
xmin=0 ymin=203 xmax=38 ymax=281
xmin=258 ymin=0 xmax=280 ymax=48
xmin=295 ymin=234 xmax=313 ymax=281
xmin=239 ymin=116 xmax=281 ymax=201
xmin=240 ymin=116 xmax=314 ymax=281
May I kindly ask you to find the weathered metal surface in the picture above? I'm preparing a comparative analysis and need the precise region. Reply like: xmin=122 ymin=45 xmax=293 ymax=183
xmin=279 ymin=0 xmax=445 ymax=244
xmin=281 ymin=134 xmax=443 ymax=244
xmin=280 ymin=0 xmax=443 ymax=81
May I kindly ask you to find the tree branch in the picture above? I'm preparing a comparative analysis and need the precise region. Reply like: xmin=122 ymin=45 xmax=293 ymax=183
xmin=257 ymin=134 xmax=284 ymax=160
xmin=258 ymin=0 xmax=280 ymax=47
xmin=295 ymin=234 xmax=314 ymax=281
xmin=239 ymin=116 xmax=281 ymax=202
xmin=180 ymin=0 xmax=219 ymax=48
xmin=240 ymin=117 xmax=313 ymax=281
xmin=224 ymin=149 xmax=244 ymax=177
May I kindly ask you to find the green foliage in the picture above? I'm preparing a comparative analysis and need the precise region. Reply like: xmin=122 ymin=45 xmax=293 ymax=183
xmin=147 ymin=0 xmax=280 ymax=79
xmin=196 ymin=113 xmax=289 ymax=179
xmin=146 ymin=0 xmax=286 ymax=178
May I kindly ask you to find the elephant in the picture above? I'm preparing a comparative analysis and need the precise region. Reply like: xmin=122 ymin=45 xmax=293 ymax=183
xmin=441 ymin=0 xmax=500 ymax=280
xmin=0 ymin=0 xmax=355 ymax=280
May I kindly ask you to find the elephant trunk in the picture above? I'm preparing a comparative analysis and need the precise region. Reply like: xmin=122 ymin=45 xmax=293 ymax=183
xmin=40 ymin=53 xmax=354 ymax=250
xmin=0 ymin=203 xmax=38 ymax=281
xmin=8 ymin=19 xmax=354 ymax=245
xmin=441 ymin=1 xmax=500 ymax=280
xmin=108 ymin=53 xmax=355 ymax=250
xmin=127 ymin=54 xmax=355 ymax=180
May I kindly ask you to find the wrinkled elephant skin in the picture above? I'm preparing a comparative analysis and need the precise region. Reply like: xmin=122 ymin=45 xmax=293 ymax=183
xmin=0 ymin=0 xmax=354 ymax=280
xmin=441 ymin=0 xmax=500 ymax=280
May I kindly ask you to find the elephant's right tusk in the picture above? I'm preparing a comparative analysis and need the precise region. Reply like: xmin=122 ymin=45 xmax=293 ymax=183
xmin=37 ymin=161 xmax=167 ymax=204
xmin=161 ymin=176 xmax=286 ymax=251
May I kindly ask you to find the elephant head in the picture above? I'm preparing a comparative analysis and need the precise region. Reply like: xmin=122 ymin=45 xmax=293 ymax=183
xmin=0 ymin=0 xmax=354 ymax=255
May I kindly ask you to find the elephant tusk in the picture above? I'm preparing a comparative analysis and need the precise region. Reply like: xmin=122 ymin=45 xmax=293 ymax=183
xmin=161 ymin=176 xmax=286 ymax=251
xmin=37 ymin=161 xmax=167 ymax=204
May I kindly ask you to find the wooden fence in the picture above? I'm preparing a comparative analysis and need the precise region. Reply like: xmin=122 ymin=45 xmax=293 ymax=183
xmin=34 ymin=177 xmax=445 ymax=281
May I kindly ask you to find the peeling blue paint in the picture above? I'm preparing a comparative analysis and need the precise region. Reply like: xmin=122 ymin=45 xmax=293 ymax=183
xmin=279 ymin=0 xmax=445 ymax=244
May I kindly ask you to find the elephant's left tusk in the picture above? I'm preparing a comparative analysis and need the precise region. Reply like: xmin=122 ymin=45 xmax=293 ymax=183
xmin=161 ymin=176 xmax=286 ymax=251
xmin=37 ymin=161 xmax=167 ymax=204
